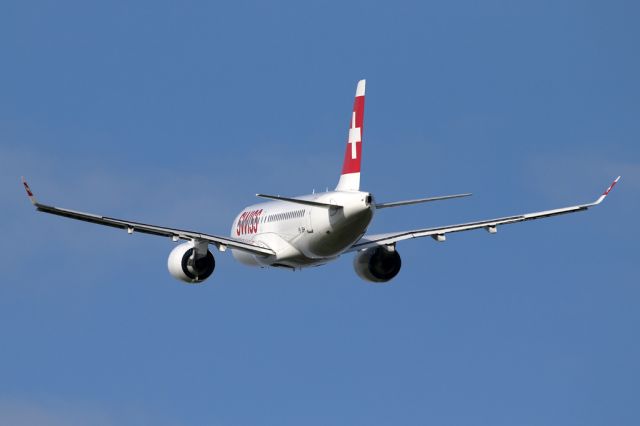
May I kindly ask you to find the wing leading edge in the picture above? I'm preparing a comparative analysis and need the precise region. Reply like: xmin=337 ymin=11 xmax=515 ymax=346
xmin=348 ymin=177 xmax=620 ymax=252
xmin=21 ymin=178 xmax=275 ymax=257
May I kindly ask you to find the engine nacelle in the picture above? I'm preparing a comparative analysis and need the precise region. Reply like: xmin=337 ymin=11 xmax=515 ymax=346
xmin=167 ymin=242 xmax=215 ymax=284
xmin=353 ymin=246 xmax=402 ymax=283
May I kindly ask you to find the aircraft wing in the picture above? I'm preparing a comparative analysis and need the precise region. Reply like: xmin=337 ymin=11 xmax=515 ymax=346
xmin=21 ymin=178 xmax=275 ymax=257
xmin=347 ymin=177 xmax=620 ymax=252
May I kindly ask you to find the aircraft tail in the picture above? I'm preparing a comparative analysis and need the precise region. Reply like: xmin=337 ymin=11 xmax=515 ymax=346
xmin=335 ymin=79 xmax=366 ymax=192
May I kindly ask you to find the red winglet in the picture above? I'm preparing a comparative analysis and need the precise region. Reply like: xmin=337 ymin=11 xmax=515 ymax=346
xmin=603 ymin=176 xmax=620 ymax=196
xmin=21 ymin=177 xmax=37 ymax=205
xmin=593 ymin=176 xmax=621 ymax=205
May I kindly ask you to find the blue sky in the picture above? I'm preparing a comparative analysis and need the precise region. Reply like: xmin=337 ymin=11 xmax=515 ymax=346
xmin=1 ymin=1 xmax=639 ymax=424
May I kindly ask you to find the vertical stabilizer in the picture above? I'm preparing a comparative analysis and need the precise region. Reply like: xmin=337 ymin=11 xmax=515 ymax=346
xmin=336 ymin=79 xmax=366 ymax=191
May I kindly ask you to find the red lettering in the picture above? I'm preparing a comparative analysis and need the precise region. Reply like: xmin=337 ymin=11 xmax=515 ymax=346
xmin=242 ymin=211 xmax=249 ymax=235
xmin=237 ymin=209 xmax=264 ymax=236
xmin=245 ymin=211 xmax=252 ymax=235
xmin=237 ymin=211 xmax=247 ymax=236
xmin=254 ymin=209 xmax=263 ymax=233
xmin=251 ymin=210 xmax=257 ymax=233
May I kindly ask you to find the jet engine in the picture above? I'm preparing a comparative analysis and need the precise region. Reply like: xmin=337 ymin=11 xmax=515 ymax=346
xmin=353 ymin=246 xmax=401 ymax=283
xmin=167 ymin=242 xmax=215 ymax=284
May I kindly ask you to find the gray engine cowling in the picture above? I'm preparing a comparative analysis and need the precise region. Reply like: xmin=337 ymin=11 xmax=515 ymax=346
xmin=353 ymin=246 xmax=402 ymax=283
xmin=167 ymin=242 xmax=215 ymax=284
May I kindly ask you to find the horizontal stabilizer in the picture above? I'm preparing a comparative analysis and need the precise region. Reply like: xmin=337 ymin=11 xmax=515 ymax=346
xmin=256 ymin=194 xmax=343 ymax=209
xmin=375 ymin=193 xmax=472 ymax=209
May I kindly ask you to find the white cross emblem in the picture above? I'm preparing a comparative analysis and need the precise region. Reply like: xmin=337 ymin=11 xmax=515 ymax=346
xmin=348 ymin=111 xmax=361 ymax=159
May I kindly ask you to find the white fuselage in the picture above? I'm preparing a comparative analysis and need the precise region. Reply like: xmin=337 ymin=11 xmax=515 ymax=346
xmin=230 ymin=191 xmax=375 ymax=268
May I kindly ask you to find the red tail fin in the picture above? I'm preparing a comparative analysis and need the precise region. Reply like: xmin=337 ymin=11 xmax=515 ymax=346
xmin=336 ymin=79 xmax=365 ymax=191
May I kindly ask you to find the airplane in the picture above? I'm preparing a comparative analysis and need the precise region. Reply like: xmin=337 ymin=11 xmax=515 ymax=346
xmin=22 ymin=80 xmax=620 ymax=284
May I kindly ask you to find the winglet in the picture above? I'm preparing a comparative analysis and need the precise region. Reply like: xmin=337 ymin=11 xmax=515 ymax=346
xmin=593 ymin=176 xmax=621 ymax=205
xmin=21 ymin=177 xmax=38 ymax=205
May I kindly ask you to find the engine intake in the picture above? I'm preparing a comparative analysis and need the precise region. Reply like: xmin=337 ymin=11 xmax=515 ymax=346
xmin=353 ymin=246 xmax=401 ymax=283
xmin=167 ymin=242 xmax=215 ymax=284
